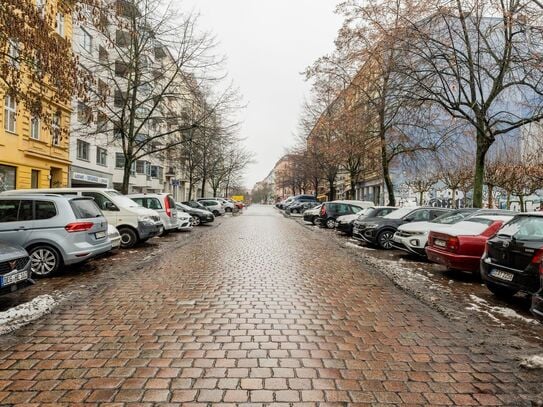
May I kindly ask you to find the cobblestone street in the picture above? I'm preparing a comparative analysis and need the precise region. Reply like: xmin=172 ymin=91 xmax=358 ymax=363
xmin=0 ymin=206 xmax=541 ymax=406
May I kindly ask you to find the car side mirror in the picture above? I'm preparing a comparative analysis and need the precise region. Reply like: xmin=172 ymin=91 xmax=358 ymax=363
xmin=104 ymin=202 xmax=119 ymax=211
xmin=404 ymin=217 xmax=413 ymax=222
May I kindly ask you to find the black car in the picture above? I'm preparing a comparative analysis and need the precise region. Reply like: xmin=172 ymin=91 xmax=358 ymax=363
xmin=481 ymin=213 xmax=543 ymax=318
xmin=176 ymin=202 xmax=214 ymax=226
xmin=318 ymin=201 xmax=369 ymax=229
xmin=356 ymin=207 xmax=451 ymax=249
xmin=286 ymin=201 xmax=319 ymax=215
xmin=346 ymin=206 xmax=398 ymax=236
xmin=283 ymin=195 xmax=317 ymax=210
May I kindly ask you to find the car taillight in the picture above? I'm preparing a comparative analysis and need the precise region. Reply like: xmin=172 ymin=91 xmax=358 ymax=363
xmin=530 ymin=248 xmax=543 ymax=276
xmin=65 ymin=222 xmax=94 ymax=232
xmin=165 ymin=197 xmax=172 ymax=217
xmin=447 ymin=236 xmax=460 ymax=252
xmin=320 ymin=205 xmax=326 ymax=217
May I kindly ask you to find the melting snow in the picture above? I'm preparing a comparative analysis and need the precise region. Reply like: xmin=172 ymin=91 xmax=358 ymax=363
xmin=468 ymin=295 xmax=539 ymax=325
xmin=0 ymin=295 xmax=59 ymax=335
xmin=520 ymin=355 xmax=543 ymax=369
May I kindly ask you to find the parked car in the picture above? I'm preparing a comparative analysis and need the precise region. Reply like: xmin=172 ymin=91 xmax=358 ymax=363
xmin=392 ymin=208 xmax=478 ymax=256
xmin=198 ymin=197 xmax=236 ymax=213
xmin=107 ymin=224 xmax=121 ymax=249
xmin=3 ymin=188 xmax=162 ymax=248
xmin=318 ymin=200 xmax=376 ymax=229
xmin=0 ymin=242 xmax=32 ymax=294
xmin=198 ymin=199 xmax=226 ymax=216
xmin=276 ymin=196 xmax=295 ymax=210
xmin=426 ymin=215 xmax=513 ymax=274
xmin=357 ymin=207 xmax=451 ymax=249
xmin=284 ymin=195 xmax=318 ymax=211
xmin=481 ymin=214 xmax=543 ymax=316
xmin=177 ymin=211 xmax=193 ymax=231
xmin=128 ymin=193 xmax=178 ymax=234
xmin=286 ymin=201 xmax=319 ymax=215
xmin=303 ymin=204 xmax=323 ymax=225
xmin=183 ymin=201 xmax=209 ymax=211
xmin=342 ymin=206 xmax=398 ymax=236
xmin=176 ymin=202 xmax=214 ymax=226
xmin=0 ymin=195 xmax=112 ymax=276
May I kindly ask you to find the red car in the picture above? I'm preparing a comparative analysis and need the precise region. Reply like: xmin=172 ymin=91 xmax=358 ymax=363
xmin=426 ymin=216 xmax=513 ymax=274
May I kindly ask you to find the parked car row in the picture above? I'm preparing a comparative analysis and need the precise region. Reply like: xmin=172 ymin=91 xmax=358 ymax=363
xmin=0 ymin=188 xmax=244 ymax=295
xmin=278 ymin=200 xmax=543 ymax=319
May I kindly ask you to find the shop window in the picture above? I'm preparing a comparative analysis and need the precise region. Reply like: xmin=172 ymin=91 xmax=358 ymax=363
xmin=31 ymin=169 xmax=40 ymax=188
xmin=0 ymin=165 xmax=16 ymax=191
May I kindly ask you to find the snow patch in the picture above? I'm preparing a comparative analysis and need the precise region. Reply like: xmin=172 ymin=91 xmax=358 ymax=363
xmin=345 ymin=242 xmax=375 ymax=251
xmin=0 ymin=295 xmax=59 ymax=335
xmin=468 ymin=295 xmax=539 ymax=326
xmin=520 ymin=355 xmax=543 ymax=369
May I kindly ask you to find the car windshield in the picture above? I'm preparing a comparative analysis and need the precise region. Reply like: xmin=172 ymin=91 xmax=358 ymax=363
xmin=384 ymin=207 xmax=414 ymax=219
xmin=177 ymin=203 xmax=192 ymax=211
xmin=497 ymin=216 xmax=543 ymax=241
xmin=70 ymin=199 xmax=103 ymax=219
xmin=356 ymin=208 xmax=372 ymax=219
xmin=463 ymin=217 xmax=494 ymax=226
xmin=432 ymin=211 xmax=471 ymax=225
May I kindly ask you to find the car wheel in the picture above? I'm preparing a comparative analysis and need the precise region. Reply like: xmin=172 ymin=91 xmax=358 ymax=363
xmin=226 ymin=207 xmax=233 ymax=213
xmin=192 ymin=216 xmax=201 ymax=226
xmin=486 ymin=281 xmax=518 ymax=299
xmin=377 ymin=230 xmax=394 ymax=250
xmin=213 ymin=210 xmax=220 ymax=216
xmin=118 ymin=227 xmax=138 ymax=248
xmin=28 ymin=245 xmax=61 ymax=277
xmin=325 ymin=218 xmax=336 ymax=229
xmin=291 ymin=209 xmax=299 ymax=214
xmin=311 ymin=217 xmax=318 ymax=225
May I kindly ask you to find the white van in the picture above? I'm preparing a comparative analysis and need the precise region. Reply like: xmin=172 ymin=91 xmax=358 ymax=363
xmin=2 ymin=188 xmax=162 ymax=248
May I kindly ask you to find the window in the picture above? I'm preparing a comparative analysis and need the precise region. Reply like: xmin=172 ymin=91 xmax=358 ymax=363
xmin=77 ymin=102 xmax=92 ymax=123
xmin=150 ymin=165 xmax=159 ymax=178
xmin=82 ymin=28 xmax=93 ymax=53
xmin=136 ymin=160 xmax=146 ymax=174
xmin=4 ymin=95 xmax=16 ymax=133
xmin=115 ymin=152 xmax=125 ymax=169
xmin=131 ymin=197 xmax=144 ymax=206
xmin=56 ymin=13 xmax=65 ymax=37
xmin=31 ymin=169 xmax=40 ymax=188
xmin=51 ymin=113 xmax=61 ymax=145
xmin=0 ymin=165 xmax=16 ymax=192
xmin=35 ymin=200 xmax=57 ymax=220
xmin=19 ymin=200 xmax=33 ymax=221
xmin=30 ymin=115 xmax=40 ymax=140
xmin=7 ymin=39 xmax=19 ymax=68
xmin=148 ymin=198 xmax=162 ymax=210
xmin=36 ymin=0 xmax=46 ymax=17
xmin=0 ymin=200 xmax=19 ymax=222
xmin=70 ymin=199 xmax=102 ymax=219
xmin=96 ymin=111 xmax=108 ymax=132
xmin=82 ymin=192 xmax=117 ymax=211
xmin=410 ymin=210 xmax=430 ymax=222
xmin=98 ymin=45 xmax=109 ymax=63
xmin=96 ymin=147 xmax=107 ymax=166
xmin=77 ymin=140 xmax=90 ymax=160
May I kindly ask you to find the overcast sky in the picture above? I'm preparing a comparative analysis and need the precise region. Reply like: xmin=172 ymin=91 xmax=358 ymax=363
xmin=182 ymin=0 xmax=343 ymax=189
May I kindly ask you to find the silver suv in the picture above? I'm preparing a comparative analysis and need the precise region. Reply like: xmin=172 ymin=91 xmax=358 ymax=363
xmin=0 ymin=195 xmax=112 ymax=277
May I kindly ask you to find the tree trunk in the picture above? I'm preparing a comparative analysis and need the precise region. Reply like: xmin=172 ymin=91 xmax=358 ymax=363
xmin=473 ymin=132 xmax=492 ymax=208
xmin=121 ymin=160 xmax=132 ymax=194
xmin=451 ymin=188 xmax=457 ymax=209
xmin=487 ymin=184 xmax=494 ymax=208
xmin=506 ymin=192 xmax=511 ymax=209
xmin=328 ymin=179 xmax=336 ymax=201
xmin=419 ymin=191 xmax=424 ymax=206
xmin=200 ymin=176 xmax=206 ymax=198
xmin=383 ymin=167 xmax=395 ymax=206
xmin=519 ymin=195 xmax=525 ymax=212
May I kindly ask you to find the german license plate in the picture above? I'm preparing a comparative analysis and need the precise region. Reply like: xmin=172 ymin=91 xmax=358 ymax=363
xmin=95 ymin=231 xmax=106 ymax=239
xmin=490 ymin=269 xmax=514 ymax=282
xmin=1 ymin=270 xmax=29 ymax=287
xmin=434 ymin=239 xmax=447 ymax=248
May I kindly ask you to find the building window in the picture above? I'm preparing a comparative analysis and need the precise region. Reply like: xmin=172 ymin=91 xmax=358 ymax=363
xmin=115 ymin=153 xmax=125 ymax=169
xmin=77 ymin=101 xmax=92 ymax=123
xmin=7 ymin=39 xmax=19 ymax=68
xmin=0 ymin=165 xmax=16 ymax=192
xmin=77 ymin=140 xmax=90 ymax=161
xmin=4 ymin=95 xmax=16 ymax=133
xmin=82 ymin=28 xmax=93 ymax=53
xmin=36 ymin=0 xmax=46 ymax=17
xmin=96 ymin=147 xmax=107 ymax=166
xmin=31 ymin=169 xmax=40 ymax=188
xmin=30 ymin=115 xmax=40 ymax=140
xmin=56 ymin=13 xmax=65 ymax=37
xmin=150 ymin=165 xmax=159 ymax=178
xmin=51 ymin=112 xmax=60 ymax=145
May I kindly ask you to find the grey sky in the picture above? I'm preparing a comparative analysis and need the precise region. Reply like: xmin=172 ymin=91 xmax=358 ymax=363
xmin=182 ymin=0 xmax=343 ymax=188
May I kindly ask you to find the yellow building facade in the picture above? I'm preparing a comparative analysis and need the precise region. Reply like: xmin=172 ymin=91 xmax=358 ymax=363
xmin=0 ymin=0 xmax=72 ymax=191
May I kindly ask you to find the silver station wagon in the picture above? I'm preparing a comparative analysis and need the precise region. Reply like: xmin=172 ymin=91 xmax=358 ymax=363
xmin=0 ymin=194 xmax=112 ymax=277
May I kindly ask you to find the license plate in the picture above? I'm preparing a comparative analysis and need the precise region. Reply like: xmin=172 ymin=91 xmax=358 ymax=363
xmin=490 ymin=269 xmax=514 ymax=282
xmin=1 ymin=270 xmax=29 ymax=287
xmin=95 ymin=231 xmax=106 ymax=239
xmin=434 ymin=239 xmax=447 ymax=248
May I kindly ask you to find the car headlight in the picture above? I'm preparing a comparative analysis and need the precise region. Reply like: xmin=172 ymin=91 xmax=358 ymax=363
xmin=365 ymin=224 xmax=378 ymax=229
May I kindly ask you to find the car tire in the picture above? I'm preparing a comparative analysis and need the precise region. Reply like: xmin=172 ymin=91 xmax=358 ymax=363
xmin=192 ymin=216 xmax=201 ymax=226
xmin=311 ymin=217 xmax=318 ymax=225
xmin=118 ymin=227 xmax=138 ymax=248
xmin=226 ymin=207 xmax=233 ymax=213
xmin=325 ymin=218 xmax=336 ymax=229
xmin=377 ymin=230 xmax=394 ymax=250
xmin=291 ymin=209 xmax=299 ymax=214
xmin=213 ymin=210 xmax=220 ymax=216
xmin=486 ymin=281 xmax=518 ymax=299
xmin=28 ymin=245 xmax=61 ymax=277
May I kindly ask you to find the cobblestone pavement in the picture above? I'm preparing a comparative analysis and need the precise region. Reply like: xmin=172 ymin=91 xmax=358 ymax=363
xmin=0 ymin=205 xmax=541 ymax=406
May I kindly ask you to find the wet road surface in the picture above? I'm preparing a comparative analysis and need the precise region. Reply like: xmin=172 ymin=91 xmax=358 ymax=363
xmin=0 ymin=205 xmax=541 ymax=405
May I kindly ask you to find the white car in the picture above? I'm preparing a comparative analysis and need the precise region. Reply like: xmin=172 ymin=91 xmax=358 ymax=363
xmin=128 ymin=193 xmax=179 ymax=233
xmin=177 ymin=211 xmax=193 ymax=231
xmin=107 ymin=224 xmax=122 ymax=249
xmin=200 ymin=197 xmax=236 ymax=213
xmin=198 ymin=199 xmax=226 ymax=216
xmin=303 ymin=204 xmax=323 ymax=225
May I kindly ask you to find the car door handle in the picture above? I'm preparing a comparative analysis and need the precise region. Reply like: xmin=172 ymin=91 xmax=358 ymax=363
xmin=17 ymin=226 xmax=27 ymax=230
